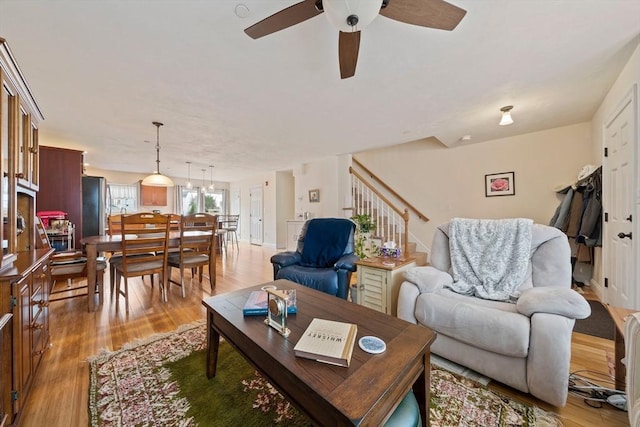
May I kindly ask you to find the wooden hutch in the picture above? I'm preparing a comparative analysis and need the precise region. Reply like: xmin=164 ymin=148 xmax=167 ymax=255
xmin=0 ymin=38 xmax=54 ymax=426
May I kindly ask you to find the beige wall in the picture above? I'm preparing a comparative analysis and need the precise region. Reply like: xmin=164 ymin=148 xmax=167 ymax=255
xmin=275 ymin=171 xmax=295 ymax=248
xmin=355 ymin=123 xmax=595 ymax=254
xmin=292 ymin=157 xmax=342 ymax=220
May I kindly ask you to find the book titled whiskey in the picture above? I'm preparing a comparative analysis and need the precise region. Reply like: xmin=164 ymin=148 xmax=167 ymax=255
xmin=293 ymin=318 xmax=358 ymax=367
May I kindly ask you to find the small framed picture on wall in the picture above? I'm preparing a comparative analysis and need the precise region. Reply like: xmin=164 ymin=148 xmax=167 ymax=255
xmin=308 ymin=189 xmax=320 ymax=203
xmin=485 ymin=171 xmax=515 ymax=197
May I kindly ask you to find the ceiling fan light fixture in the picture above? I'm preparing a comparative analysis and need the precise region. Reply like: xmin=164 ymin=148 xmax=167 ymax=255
xmin=324 ymin=0 xmax=383 ymax=32
xmin=142 ymin=121 xmax=175 ymax=187
xmin=499 ymin=105 xmax=514 ymax=126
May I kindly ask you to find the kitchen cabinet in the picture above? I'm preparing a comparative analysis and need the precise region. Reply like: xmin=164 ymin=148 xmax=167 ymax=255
xmin=140 ymin=183 xmax=167 ymax=206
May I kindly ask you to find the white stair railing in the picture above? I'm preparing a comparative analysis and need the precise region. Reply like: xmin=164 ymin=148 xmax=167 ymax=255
xmin=350 ymin=168 xmax=409 ymax=257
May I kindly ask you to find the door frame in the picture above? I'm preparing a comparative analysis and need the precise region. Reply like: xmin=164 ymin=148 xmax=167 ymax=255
xmin=249 ymin=186 xmax=263 ymax=245
xmin=603 ymin=83 xmax=639 ymax=309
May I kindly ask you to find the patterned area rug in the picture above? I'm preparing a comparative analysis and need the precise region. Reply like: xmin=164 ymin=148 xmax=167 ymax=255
xmin=88 ymin=321 xmax=563 ymax=426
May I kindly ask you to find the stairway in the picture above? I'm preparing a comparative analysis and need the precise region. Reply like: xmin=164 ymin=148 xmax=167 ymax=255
xmin=349 ymin=163 xmax=429 ymax=266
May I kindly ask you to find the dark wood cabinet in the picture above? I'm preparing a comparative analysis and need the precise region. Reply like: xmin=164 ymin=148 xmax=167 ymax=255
xmin=0 ymin=38 xmax=52 ymax=427
xmin=140 ymin=183 xmax=167 ymax=206
xmin=37 ymin=146 xmax=83 ymax=244
xmin=0 ymin=313 xmax=11 ymax=427
xmin=0 ymin=249 xmax=52 ymax=425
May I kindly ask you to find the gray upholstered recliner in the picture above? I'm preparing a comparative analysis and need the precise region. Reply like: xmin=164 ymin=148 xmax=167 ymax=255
xmin=397 ymin=220 xmax=591 ymax=406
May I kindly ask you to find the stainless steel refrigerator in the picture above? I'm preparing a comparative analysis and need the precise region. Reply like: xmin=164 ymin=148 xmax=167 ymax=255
xmin=82 ymin=176 xmax=106 ymax=238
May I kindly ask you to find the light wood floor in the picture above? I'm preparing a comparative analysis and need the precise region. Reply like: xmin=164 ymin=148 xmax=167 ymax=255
xmin=18 ymin=243 xmax=628 ymax=426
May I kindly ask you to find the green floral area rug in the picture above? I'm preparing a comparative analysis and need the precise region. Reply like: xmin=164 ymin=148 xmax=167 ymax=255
xmin=88 ymin=322 xmax=563 ymax=426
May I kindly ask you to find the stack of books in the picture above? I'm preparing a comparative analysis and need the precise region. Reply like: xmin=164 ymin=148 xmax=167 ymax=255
xmin=242 ymin=289 xmax=297 ymax=316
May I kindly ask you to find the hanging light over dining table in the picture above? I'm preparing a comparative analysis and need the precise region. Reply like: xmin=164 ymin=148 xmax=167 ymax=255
xmin=141 ymin=121 xmax=174 ymax=187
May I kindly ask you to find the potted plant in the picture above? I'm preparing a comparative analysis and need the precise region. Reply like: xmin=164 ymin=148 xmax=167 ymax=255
xmin=350 ymin=214 xmax=377 ymax=259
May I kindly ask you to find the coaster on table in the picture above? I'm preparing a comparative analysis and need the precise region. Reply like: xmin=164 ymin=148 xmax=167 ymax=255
xmin=359 ymin=336 xmax=386 ymax=354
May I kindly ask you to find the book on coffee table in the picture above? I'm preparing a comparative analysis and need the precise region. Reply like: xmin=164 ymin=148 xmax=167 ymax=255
xmin=243 ymin=289 xmax=297 ymax=316
xmin=294 ymin=318 xmax=358 ymax=367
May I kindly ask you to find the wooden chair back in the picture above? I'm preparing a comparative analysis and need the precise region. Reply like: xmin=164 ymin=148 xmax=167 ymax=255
xmin=180 ymin=213 xmax=217 ymax=262
xmin=35 ymin=216 xmax=106 ymax=301
xmin=107 ymin=214 xmax=123 ymax=237
xmin=166 ymin=213 xmax=217 ymax=292
xmin=168 ymin=213 xmax=181 ymax=231
xmin=35 ymin=215 xmax=51 ymax=249
xmin=119 ymin=213 xmax=170 ymax=277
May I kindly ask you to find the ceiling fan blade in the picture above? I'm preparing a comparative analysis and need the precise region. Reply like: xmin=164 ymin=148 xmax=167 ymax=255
xmin=380 ymin=0 xmax=466 ymax=31
xmin=338 ymin=31 xmax=361 ymax=79
xmin=244 ymin=0 xmax=323 ymax=39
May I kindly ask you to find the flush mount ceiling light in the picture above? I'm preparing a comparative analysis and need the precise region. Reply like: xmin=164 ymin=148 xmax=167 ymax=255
xmin=499 ymin=105 xmax=514 ymax=126
xmin=141 ymin=121 xmax=174 ymax=187
xmin=208 ymin=165 xmax=215 ymax=191
xmin=186 ymin=161 xmax=192 ymax=189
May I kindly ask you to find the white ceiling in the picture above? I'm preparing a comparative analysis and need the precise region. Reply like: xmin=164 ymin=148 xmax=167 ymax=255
xmin=1 ymin=0 xmax=639 ymax=182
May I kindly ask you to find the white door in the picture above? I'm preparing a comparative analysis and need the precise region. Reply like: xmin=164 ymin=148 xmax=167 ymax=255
xmin=603 ymin=86 xmax=637 ymax=309
xmin=250 ymin=186 xmax=263 ymax=245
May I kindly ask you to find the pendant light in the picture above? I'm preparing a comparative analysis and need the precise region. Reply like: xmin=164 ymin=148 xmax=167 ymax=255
xmin=141 ymin=121 xmax=174 ymax=186
xmin=499 ymin=106 xmax=514 ymax=126
xmin=200 ymin=168 xmax=206 ymax=194
xmin=186 ymin=161 xmax=192 ymax=189
xmin=208 ymin=165 xmax=215 ymax=191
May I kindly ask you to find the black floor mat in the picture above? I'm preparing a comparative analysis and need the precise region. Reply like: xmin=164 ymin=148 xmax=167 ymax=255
xmin=573 ymin=299 xmax=614 ymax=340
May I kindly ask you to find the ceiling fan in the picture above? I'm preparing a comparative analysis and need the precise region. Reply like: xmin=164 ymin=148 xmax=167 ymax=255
xmin=244 ymin=0 xmax=466 ymax=79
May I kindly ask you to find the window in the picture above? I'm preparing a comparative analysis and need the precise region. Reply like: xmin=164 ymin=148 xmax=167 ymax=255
xmin=107 ymin=184 xmax=138 ymax=214
xmin=182 ymin=188 xmax=199 ymax=214
xmin=181 ymin=187 xmax=225 ymax=214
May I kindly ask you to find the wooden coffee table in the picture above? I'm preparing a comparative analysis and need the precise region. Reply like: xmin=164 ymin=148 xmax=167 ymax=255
xmin=202 ymin=279 xmax=436 ymax=426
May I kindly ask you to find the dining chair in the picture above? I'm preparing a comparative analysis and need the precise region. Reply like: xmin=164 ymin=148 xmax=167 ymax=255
xmin=107 ymin=213 xmax=154 ymax=295
xmin=35 ymin=216 xmax=107 ymax=302
xmin=220 ymin=214 xmax=239 ymax=251
xmin=167 ymin=213 xmax=217 ymax=297
xmin=106 ymin=214 xmax=124 ymax=294
xmin=113 ymin=213 xmax=170 ymax=311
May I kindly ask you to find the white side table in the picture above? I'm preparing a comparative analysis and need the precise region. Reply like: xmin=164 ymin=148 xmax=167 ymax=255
xmin=354 ymin=257 xmax=416 ymax=316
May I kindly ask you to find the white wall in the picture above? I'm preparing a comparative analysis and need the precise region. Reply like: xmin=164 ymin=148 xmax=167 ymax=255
xmin=355 ymin=123 xmax=595 ymax=253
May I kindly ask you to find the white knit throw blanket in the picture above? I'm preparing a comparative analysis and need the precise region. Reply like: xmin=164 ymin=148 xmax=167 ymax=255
xmin=447 ymin=218 xmax=533 ymax=301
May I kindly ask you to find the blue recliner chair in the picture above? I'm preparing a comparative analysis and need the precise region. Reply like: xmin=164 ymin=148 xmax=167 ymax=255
xmin=270 ymin=218 xmax=358 ymax=299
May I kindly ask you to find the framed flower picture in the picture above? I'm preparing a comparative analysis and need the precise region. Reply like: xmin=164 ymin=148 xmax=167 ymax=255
xmin=485 ymin=171 xmax=515 ymax=197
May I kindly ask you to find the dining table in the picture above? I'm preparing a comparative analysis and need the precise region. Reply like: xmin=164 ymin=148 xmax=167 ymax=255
xmin=81 ymin=230 xmax=215 ymax=312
